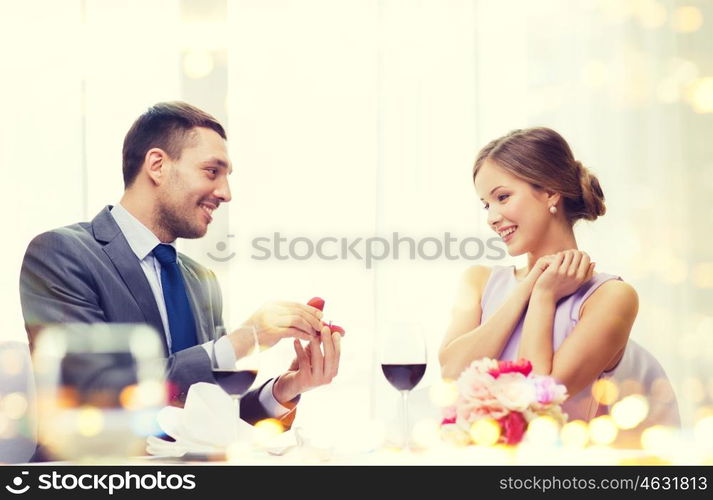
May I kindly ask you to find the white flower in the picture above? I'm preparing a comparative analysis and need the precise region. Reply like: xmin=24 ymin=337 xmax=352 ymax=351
xmin=440 ymin=356 xmax=569 ymax=447
xmin=491 ymin=373 xmax=537 ymax=411
xmin=468 ymin=357 xmax=499 ymax=374
xmin=524 ymin=405 xmax=568 ymax=425
xmin=457 ymin=371 xmax=495 ymax=400
xmin=441 ymin=423 xmax=471 ymax=446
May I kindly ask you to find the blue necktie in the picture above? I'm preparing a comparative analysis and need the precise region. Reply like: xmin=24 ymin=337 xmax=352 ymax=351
xmin=152 ymin=244 xmax=198 ymax=353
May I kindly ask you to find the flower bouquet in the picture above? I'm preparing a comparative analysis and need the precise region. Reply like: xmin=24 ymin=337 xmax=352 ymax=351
xmin=441 ymin=358 xmax=568 ymax=445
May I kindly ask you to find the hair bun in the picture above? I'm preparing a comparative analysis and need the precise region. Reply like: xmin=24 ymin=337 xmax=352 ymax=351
xmin=576 ymin=161 xmax=606 ymax=220
xmin=473 ymin=128 xmax=608 ymax=225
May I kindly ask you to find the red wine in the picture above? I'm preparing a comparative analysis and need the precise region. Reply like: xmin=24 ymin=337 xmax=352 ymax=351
xmin=381 ymin=364 xmax=426 ymax=391
xmin=212 ymin=369 xmax=257 ymax=396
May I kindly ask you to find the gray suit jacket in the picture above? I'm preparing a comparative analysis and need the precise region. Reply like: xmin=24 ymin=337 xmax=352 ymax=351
xmin=20 ymin=206 xmax=269 ymax=422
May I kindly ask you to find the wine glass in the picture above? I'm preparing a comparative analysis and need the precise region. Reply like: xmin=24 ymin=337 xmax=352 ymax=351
xmin=211 ymin=325 xmax=259 ymax=420
xmin=32 ymin=323 xmax=166 ymax=462
xmin=380 ymin=323 xmax=427 ymax=450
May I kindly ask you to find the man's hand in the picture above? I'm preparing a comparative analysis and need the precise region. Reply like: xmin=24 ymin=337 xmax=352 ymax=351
xmin=233 ymin=301 xmax=323 ymax=351
xmin=272 ymin=325 xmax=342 ymax=405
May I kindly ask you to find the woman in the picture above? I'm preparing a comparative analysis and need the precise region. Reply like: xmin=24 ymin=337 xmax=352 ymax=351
xmin=439 ymin=127 xmax=638 ymax=421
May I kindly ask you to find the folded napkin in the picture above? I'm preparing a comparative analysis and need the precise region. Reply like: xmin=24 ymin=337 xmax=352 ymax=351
xmin=146 ymin=382 xmax=264 ymax=458
xmin=147 ymin=383 xmax=352 ymax=461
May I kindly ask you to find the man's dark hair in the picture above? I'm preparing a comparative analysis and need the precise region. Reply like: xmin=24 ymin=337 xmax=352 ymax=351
xmin=122 ymin=101 xmax=227 ymax=188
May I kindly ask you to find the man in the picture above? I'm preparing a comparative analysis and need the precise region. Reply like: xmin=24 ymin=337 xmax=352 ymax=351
xmin=20 ymin=101 xmax=341 ymax=427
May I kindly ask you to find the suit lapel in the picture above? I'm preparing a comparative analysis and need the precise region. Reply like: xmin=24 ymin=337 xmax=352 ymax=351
xmin=179 ymin=260 xmax=213 ymax=344
xmin=92 ymin=207 xmax=168 ymax=353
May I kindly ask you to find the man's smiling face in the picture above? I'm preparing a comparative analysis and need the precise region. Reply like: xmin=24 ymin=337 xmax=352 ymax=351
xmin=156 ymin=126 xmax=233 ymax=240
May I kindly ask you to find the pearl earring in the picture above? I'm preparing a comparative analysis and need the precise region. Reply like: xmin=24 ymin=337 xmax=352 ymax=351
xmin=549 ymin=206 xmax=557 ymax=215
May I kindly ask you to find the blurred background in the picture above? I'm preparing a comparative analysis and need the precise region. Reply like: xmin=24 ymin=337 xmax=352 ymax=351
xmin=1 ymin=0 xmax=711 ymax=450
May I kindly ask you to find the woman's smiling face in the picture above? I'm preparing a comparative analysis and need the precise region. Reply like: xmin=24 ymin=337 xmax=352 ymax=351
xmin=474 ymin=159 xmax=555 ymax=256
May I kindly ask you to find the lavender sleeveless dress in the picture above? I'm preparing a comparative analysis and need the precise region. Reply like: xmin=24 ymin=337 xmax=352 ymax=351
xmin=480 ymin=265 xmax=621 ymax=421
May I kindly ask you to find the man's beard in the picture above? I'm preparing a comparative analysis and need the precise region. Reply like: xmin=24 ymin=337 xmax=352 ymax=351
xmin=156 ymin=199 xmax=207 ymax=240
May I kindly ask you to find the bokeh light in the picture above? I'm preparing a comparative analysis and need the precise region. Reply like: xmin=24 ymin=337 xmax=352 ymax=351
xmin=618 ymin=379 xmax=645 ymax=397
xmin=641 ymin=425 xmax=677 ymax=455
xmin=33 ymin=327 xmax=68 ymax=357
xmin=672 ymin=6 xmax=703 ymax=33
xmin=560 ymin=420 xmax=589 ymax=449
xmin=658 ymin=59 xmax=701 ymax=103
xmin=592 ymin=379 xmax=619 ymax=405
xmin=527 ymin=416 xmax=560 ymax=447
xmin=412 ymin=418 xmax=442 ymax=449
xmin=687 ymin=77 xmax=713 ymax=114
xmin=119 ymin=385 xmax=138 ymax=410
xmin=635 ymin=0 xmax=667 ymax=29
xmin=429 ymin=379 xmax=459 ymax=407
xmin=589 ymin=415 xmax=618 ymax=445
xmin=76 ymin=407 xmax=104 ymax=437
xmin=137 ymin=381 xmax=166 ymax=407
xmin=0 ymin=392 xmax=29 ymax=420
xmin=253 ymin=418 xmax=285 ymax=447
xmin=119 ymin=381 xmax=165 ymax=410
xmin=440 ymin=424 xmax=471 ymax=447
xmin=611 ymin=394 xmax=649 ymax=429
xmin=672 ymin=58 xmax=700 ymax=83
xmin=469 ymin=418 xmax=500 ymax=446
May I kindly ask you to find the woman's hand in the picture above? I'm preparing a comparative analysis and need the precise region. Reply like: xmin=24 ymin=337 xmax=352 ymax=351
xmin=532 ymin=250 xmax=595 ymax=302
xmin=522 ymin=254 xmax=559 ymax=288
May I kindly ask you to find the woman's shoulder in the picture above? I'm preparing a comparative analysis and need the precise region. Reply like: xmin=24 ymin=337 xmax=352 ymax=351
xmin=461 ymin=265 xmax=494 ymax=289
xmin=450 ymin=266 xmax=496 ymax=314
xmin=459 ymin=264 xmax=516 ymax=299
xmin=580 ymin=278 xmax=638 ymax=317
xmin=590 ymin=276 xmax=637 ymax=298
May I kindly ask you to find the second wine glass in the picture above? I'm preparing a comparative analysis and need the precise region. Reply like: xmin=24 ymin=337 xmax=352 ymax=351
xmin=380 ymin=323 xmax=427 ymax=450
xmin=211 ymin=325 xmax=260 ymax=420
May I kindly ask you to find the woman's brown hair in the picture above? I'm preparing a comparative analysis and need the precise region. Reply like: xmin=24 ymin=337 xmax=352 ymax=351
xmin=473 ymin=127 xmax=606 ymax=224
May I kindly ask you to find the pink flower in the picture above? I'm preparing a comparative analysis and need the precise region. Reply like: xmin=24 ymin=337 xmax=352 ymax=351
xmin=440 ymin=357 xmax=568 ymax=447
xmin=460 ymin=401 xmax=508 ymax=422
xmin=532 ymin=375 xmax=568 ymax=405
xmin=488 ymin=358 xmax=533 ymax=379
xmin=455 ymin=370 xmax=508 ymax=422
xmin=498 ymin=412 xmax=527 ymax=445
xmin=491 ymin=373 xmax=537 ymax=411
xmin=441 ymin=405 xmax=457 ymax=425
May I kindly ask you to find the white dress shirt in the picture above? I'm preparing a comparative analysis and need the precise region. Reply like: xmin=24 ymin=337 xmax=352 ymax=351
xmin=110 ymin=203 xmax=290 ymax=416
